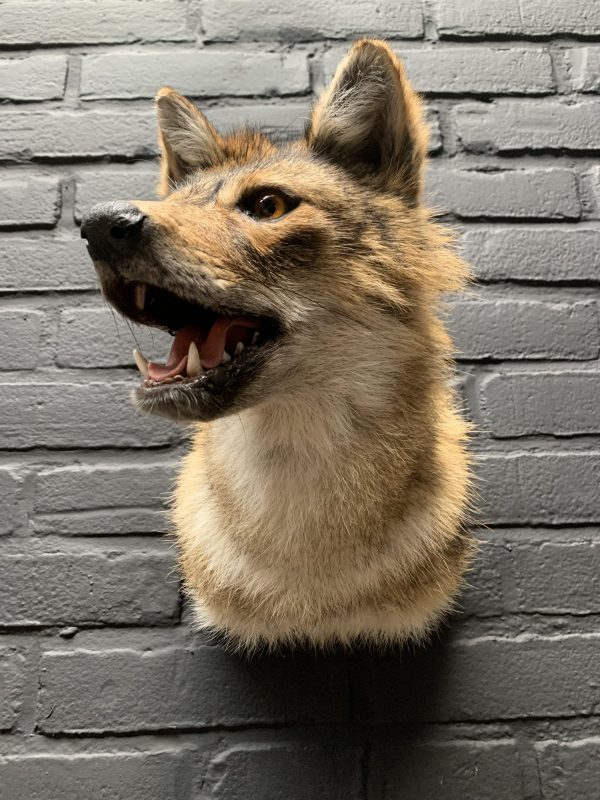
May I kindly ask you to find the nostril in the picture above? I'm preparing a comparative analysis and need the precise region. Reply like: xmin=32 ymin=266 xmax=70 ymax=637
xmin=110 ymin=214 xmax=146 ymax=240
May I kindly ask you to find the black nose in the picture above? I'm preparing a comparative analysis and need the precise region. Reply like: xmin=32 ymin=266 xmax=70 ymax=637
xmin=81 ymin=201 xmax=147 ymax=263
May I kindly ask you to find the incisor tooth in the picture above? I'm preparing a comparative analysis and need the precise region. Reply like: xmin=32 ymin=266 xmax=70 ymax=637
xmin=133 ymin=348 xmax=149 ymax=378
xmin=134 ymin=283 xmax=146 ymax=311
xmin=234 ymin=341 xmax=244 ymax=356
xmin=222 ymin=351 xmax=231 ymax=364
xmin=187 ymin=341 xmax=202 ymax=377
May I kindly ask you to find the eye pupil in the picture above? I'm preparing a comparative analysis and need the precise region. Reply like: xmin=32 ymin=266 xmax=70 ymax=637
xmin=257 ymin=195 xmax=278 ymax=217
xmin=242 ymin=190 xmax=296 ymax=221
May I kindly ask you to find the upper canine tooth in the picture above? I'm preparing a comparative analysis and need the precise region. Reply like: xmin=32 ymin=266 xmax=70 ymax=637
xmin=133 ymin=348 xmax=149 ymax=378
xmin=251 ymin=331 xmax=259 ymax=345
xmin=222 ymin=351 xmax=231 ymax=363
xmin=133 ymin=283 xmax=146 ymax=311
xmin=234 ymin=341 xmax=244 ymax=356
xmin=187 ymin=341 xmax=202 ymax=377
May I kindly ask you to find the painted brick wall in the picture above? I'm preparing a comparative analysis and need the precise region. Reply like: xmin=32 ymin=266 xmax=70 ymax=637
xmin=0 ymin=1 xmax=599 ymax=797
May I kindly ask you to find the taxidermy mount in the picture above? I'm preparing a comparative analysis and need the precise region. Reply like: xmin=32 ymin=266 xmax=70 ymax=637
xmin=81 ymin=39 xmax=473 ymax=649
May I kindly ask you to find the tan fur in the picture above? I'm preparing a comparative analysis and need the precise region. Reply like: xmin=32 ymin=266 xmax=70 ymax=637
xmin=98 ymin=40 xmax=474 ymax=649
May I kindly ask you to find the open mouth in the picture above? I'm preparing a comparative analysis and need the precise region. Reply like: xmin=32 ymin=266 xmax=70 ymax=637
xmin=108 ymin=280 xmax=282 ymax=421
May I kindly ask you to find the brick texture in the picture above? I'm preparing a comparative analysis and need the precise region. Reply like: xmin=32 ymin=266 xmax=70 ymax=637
xmin=202 ymin=0 xmax=424 ymax=41
xmin=80 ymin=50 xmax=310 ymax=99
xmin=481 ymin=370 xmax=600 ymax=436
xmin=1 ymin=1 xmax=599 ymax=797
xmin=447 ymin=298 xmax=599 ymax=360
xmin=0 ymin=544 xmax=179 ymax=626
xmin=0 ymin=650 xmax=25 ymax=731
xmin=37 ymin=646 xmax=349 ymax=733
xmin=427 ymin=167 xmax=580 ymax=219
xmin=461 ymin=227 xmax=600 ymax=282
xmin=0 ymin=176 xmax=60 ymax=228
xmin=436 ymin=0 xmax=600 ymax=38
xmin=0 ymin=55 xmax=67 ymax=101
xmin=206 ymin=743 xmax=363 ymax=800
xmin=0 ymin=751 xmax=191 ymax=800
xmin=374 ymin=740 xmax=523 ymax=800
xmin=456 ymin=100 xmax=600 ymax=153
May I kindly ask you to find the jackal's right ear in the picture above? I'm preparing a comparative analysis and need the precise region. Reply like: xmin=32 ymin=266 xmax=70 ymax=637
xmin=155 ymin=88 xmax=225 ymax=196
xmin=307 ymin=40 xmax=428 ymax=205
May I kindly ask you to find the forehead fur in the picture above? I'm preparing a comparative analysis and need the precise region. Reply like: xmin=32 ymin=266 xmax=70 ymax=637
xmin=219 ymin=127 xmax=278 ymax=166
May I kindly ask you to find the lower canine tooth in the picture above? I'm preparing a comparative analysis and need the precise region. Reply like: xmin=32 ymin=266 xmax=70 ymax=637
xmin=222 ymin=351 xmax=231 ymax=364
xmin=234 ymin=341 xmax=244 ymax=356
xmin=133 ymin=348 xmax=149 ymax=378
xmin=187 ymin=341 xmax=202 ymax=377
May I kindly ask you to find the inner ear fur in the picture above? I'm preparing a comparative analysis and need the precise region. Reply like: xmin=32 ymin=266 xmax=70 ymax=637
xmin=306 ymin=39 xmax=428 ymax=205
xmin=155 ymin=87 xmax=225 ymax=196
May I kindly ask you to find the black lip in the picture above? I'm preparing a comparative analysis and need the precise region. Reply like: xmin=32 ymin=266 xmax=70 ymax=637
xmin=133 ymin=339 xmax=277 ymax=422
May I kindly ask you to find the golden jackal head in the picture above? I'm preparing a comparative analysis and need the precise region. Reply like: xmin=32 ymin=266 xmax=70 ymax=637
xmin=82 ymin=39 xmax=466 ymax=423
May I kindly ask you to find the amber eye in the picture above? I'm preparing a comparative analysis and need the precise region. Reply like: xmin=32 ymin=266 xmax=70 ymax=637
xmin=242 ymin=190 xmax=293 ymax=221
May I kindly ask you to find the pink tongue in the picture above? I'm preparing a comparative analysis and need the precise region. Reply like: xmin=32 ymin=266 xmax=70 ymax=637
xmin=147 ymin=318 xmax=261 ymax=382
xmin=147 ymin=326 xmax=198 ymax=381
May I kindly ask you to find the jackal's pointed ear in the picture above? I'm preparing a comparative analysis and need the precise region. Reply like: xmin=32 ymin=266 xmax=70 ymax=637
xmin=306 ymin=40 xmax=428 ymax=205
xmin=155 ymin=87 xmax=225 ymax=196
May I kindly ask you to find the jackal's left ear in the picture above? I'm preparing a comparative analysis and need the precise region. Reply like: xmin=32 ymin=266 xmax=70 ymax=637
xmin=155 ymin=88 xmax=225 ymax=196
xmin=307 ymin=40 xmax=428 ymax=205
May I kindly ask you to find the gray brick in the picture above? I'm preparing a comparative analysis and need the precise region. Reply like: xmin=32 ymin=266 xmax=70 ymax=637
xmin=427 ymin=168 xmax=579 ymax=219
xmin=207 ymin=743 xmax=363 ymax=800
xmin=34 ymin=461 xmax=175 ymax=513
xmin=537 ymin=739 xmax=600 ymax=800
xmin=463 ymin=532 xmax=600 ymax=616
xmin=481 ymin=370 xmax=600 ymax=436
xmin=459 ymin=535 xmax=508 ymax=616
xmin=0 ymin=650 xmax=24 ymax=731
xmin=402 ymin=47 xmax=553 ymax=94
xmin=479 ymin=452 xmax=600 ymax=525
xmin=0 ymin=236 xmax=96 ymax=291
xmin=584 ymin=166 xmax=600 ymax=220
xmin=436 ymin=0 xmax=600 ymax=38
xmin=512 ymin=536 xmax=600 ymax=614
xmin=33 ymin=508 xmax=168 ymax=537
xmin=322 ymin=46 xmax=554 ymax=95
xmin=0 ymin=176 xmax=60 ymax=228
xmin=448 ymin=299 xmax=599 ymax=360
xmin=0 ymin=544 xmax=179 ymax=627
xmin=37 ymin=646 xmax=349 ymax=733
xmin=460 ymin=227 xmax=600 ymax=283
xmin=202 ymin=0 xmax=424 ymax=41
xmin=353 ymin=634 xmax=600 ymax=722
xmin=0 ymin=0 xmax=193 ymax=46
xmin=56 ymin=306 xmax=172 ymax=368
xmin=80 ymin=50 xmax=310 ymax=99
xmin=456 ymin=100 xmax=600 ymax=153
xmin=0 ymin=311 xmax=43 ymax=370
xmin=75 ymin=169 xmax=158 ymax=221
xmin=0 ymin=469 xmax=23 ymax=535
xmin=0 ymin=110 xmax=157 ymax=161
xmin=0 ymin=751 xmax=191 ymax=800
xmin=0 ymin=381 xmax=179 ymax=449
xmin=564 ymin=47 xmax=600 ymax=93
xmin=0 ymin=55 xmax=67 ymax=101
xmin=206 ymin=101 xmax=314 ymax=140
xmin=377 ymin=740 xmax=522 ymax=800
